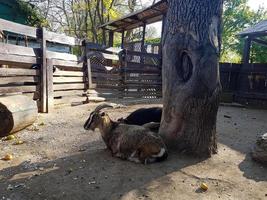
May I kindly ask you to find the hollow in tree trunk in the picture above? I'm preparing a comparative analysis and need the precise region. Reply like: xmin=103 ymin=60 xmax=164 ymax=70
xmin=159 ymin=0 xmax=223 ymax=157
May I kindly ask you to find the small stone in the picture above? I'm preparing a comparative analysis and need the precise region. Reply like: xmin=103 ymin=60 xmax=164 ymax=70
xmin=66 ymin=168 xmax=73 ymax=174
xmin=39 ymin=167 xmax=44 ymax=171
xmin=7 ymin=184 xmax=13 ymax=191
xmin=14 ymin=183 xmax=26 ymax=188
xmin=88 ymin=181 xmax=96 ymax=184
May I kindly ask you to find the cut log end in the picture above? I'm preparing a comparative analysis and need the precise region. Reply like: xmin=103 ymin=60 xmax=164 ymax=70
xmin=0 ymin=95 xmax=38 ymax=137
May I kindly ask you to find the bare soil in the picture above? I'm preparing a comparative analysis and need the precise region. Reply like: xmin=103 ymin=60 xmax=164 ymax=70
xmin=0 ymin=101 xmax=266 ymax=200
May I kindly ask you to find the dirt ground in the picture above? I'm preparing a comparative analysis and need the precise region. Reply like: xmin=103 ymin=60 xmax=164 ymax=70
xmin=0 ymin=101 xmax=267 ymax=200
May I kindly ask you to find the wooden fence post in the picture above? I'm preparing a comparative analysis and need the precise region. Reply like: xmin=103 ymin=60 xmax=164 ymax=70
xmin=46 ymin=59 xmax=54 ymax=112
xmin=85 ymin=42 xmax=94 ymax=90
xmin=40 ymin=27 xmax=47 ymax=113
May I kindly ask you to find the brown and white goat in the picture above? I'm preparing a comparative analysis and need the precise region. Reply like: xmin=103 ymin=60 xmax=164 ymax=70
xmin=84 ymin=104 xmax=168 ymax=164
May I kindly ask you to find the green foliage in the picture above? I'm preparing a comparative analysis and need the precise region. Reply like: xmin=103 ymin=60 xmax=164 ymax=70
xmin=17 ymin=0 xmax=48 ymax=27
xmin=221 ymin=0 xmax=267 ymax=63
xmin=145 ymin=38 xmax=160 ymax=44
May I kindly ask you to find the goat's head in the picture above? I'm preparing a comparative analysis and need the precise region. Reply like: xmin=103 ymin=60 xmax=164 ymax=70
xmin=84 ymin=104 xmax=113 ymax=131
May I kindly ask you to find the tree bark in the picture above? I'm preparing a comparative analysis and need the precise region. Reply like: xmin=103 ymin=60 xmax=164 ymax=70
xmin=159 ymin=0 xmax=223 ymax=157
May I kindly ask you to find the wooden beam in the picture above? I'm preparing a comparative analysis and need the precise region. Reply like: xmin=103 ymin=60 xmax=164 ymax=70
xmin=0 ymin=68 xmax=39 ymax=76
xmin=141 ymin=23 xmax=146 ymax=52
xmin=53 ymin=76 xmax=84 ymax=83
xmin=40 ymin=27 xmax=47 ymax=113
xmin=51 ymin=59 xmax=83 ymax=68
xmin=85 ymin=43 xmax=95 ymax=89
xmin=0 ymin=18 xmax=37 ymax=38
xmin=45 ymin=30 xmax=82 ymax=46
xmin=46 ymin=59 xmax=54 ymax=112
xmin=252 ymin=38 xmax=267 ymax=47
xmin=0 ymin=85 xmax=39 ymax=94
xmin=160 ymin=14 xmax=166 ymax=55
xmin=0 ymin=53 xmax=37 ymax=65
xmin=0 ymin=42 xmax=39 ymax=57
xmin=108 ymin=31 xmax=114 ymax=47
xmin=53 ymin=83 xmax=86 ymax=91
xmin=0 ymin=76 xmax=39 ymax=85
xmin=242 ymin=37 xmax=251 ymax=64
xmin=121 ymin=30 xmax=125 ymax=49
xmin=53 ymin=70 xmax=84 ymax=77
xmin=46 ymin=51 xmax=79 ymax=61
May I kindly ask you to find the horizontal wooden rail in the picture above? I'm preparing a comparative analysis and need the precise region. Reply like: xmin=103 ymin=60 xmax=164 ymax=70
xmin=0 ymin=68 xmax=39 ymax=76
xmin=126 ymin=50 xmax=161 ymax=59
xmin=0 ymin=18 xmax=37 ymax=38
xmin=45 ymin=30 xmax=82 ymax=46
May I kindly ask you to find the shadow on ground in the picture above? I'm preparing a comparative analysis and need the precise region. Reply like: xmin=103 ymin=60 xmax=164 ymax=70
xmin=0 ymin=140 xmax=203 ymax=200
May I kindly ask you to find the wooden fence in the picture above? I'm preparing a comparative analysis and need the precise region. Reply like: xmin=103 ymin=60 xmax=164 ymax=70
xmin=220 ymin=63 xmax=267 ymax=105
xmin=86 ymin=43 xmax=162 ymax=99
xmin=1 ymin=19 xmax=266 ymax=112
xmin=0 ymin=18 xmax=89 ymax=113
xmin=87 ymin=46 xmax=267 ymax=106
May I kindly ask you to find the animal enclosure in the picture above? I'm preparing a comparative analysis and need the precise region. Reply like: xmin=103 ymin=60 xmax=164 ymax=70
xmin=1 ymin=18 xmax=267 ymax=114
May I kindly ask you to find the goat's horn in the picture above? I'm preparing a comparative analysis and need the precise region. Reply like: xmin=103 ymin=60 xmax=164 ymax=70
xmin=94 ymin=103 xmax=113 ymax=112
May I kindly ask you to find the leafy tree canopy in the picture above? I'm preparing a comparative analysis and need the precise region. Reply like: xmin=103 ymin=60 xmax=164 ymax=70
xmin=221 ymin=0 xmax=267 ymax=63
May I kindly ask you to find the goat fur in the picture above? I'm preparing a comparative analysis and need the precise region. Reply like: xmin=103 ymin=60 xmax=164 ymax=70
xmin=84 ymin=109 xmax=167 ymax=164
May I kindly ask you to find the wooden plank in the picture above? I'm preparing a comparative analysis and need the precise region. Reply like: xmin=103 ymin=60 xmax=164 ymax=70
xmin=54 ymin=96 xmax=88 ymax=105
xmin=47 ymin=59 xmax=54 ymax=112
xmin=121 ymin=30 xmax=125 ymax=49
xmin=87 ymin=57 xmax=94 ymax=89
xmin=45 ymin=30 xmax=82 ymax=46
xmin=0 ymin=76 xmax=38 ymax=84
xmin=125 ymin=81 xmax=162 ymax=85
xmin=108 ymin=31 xmax=114 ymax=47
xmin=51 ymin=59 xmax=83 ymax=68
xmin=40 ymin=27 xmax=47 ymax=113
xmin=92 ymin=72 xmax=121 ymax=79
xmin=0 ymin=18 xmax=37 ymax=38
xmin=47 ymin=51 xmax=78 ymax=61
xmin=0 ymin=43 xmax=39 ymax=57
xmin=95 ymin=84 xmax=121 ymax=89
xmin=53 ymin=70 xmax=84 ymax=77
xmin=54 ymin=90 xmax=86 ymax=98
xmin=252 ymin=38 xmax=267 ymax=47
xmin=126 ymin=61 xmax=160 ymax=68
xmin=0 ymin=86 xmax=39 ymax=93
xmin=53 ymin=83 xmax=86 ymax=91
xmin=242 ymin=37 xmax=251 ymax=64
xmin=53 ymin=76 xmax=84 ymax=83
xmin=0 ymin=53 xmax=37 ymax=65
xmin=126 ymin=50 xmax=161 ymax=59
xmin=87 ymin=52 xmax=119 ymax=61
xmin=0 ymin=68 xmax=39 ymax=76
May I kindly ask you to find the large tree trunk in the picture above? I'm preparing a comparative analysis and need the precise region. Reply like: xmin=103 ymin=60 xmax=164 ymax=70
xmin=159 ymin=0 xmax=223 ymax=157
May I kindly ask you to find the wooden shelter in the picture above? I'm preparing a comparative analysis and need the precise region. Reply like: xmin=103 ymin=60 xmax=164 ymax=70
xmin=99 ymin=0 xmax=168 ymax=49
xmin=239 ymin=19 xmax=267 ymax=64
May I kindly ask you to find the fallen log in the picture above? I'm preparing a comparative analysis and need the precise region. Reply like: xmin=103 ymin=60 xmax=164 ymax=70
xmin=0 ymin=95 xmax=38 ymax=137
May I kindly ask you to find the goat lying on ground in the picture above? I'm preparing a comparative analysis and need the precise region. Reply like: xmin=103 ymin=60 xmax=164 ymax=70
xmin=84 ymin=104 xmax=167 ymax=164
xmin=118 ymin=107 xmax=162 ymax=126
